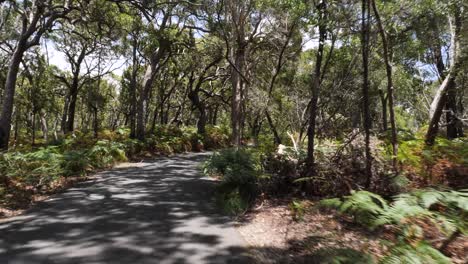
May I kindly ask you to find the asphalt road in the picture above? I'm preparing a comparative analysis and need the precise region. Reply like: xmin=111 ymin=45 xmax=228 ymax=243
xmin=0 ymin=152 xmax=252 ymax=264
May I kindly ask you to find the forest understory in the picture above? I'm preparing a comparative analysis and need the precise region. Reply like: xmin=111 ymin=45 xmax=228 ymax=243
xmin=1 ymin=0 xmax=468 ymax=263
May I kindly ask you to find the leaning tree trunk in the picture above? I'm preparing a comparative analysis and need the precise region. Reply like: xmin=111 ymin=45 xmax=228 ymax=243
xmin=0 ymin=43 xmax=26 ymax=149
xmin=136 ymin=43 xmax=168 ymax=141
xmin=426 ymin=6 xmax=462 ymax=146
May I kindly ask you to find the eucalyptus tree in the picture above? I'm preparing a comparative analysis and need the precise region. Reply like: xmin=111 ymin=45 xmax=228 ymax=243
xmin=210 ymin=0 xmax=264 ymax=146
xmin=53 ymin=0 xmax=122 ymax=134
xmin=0 ymin=0 xmax=77 ymax=149
xmin=361 ymin=0 xmax=373 ymax=187
xmin=119 ymin=10 xmax=144 ymax=138
xmin=425 ymin=0 xmax=467 ymax=145
xmin=371 ymin=0 xmax=398 ymax=171
xmin=306 ymin=0 xmax=329 ymax=170
xmin=185 ymin=35 xmax=224 ymax=135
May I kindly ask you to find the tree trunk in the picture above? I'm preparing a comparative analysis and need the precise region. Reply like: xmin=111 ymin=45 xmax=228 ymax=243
xmin=306 ymin=0 xmax=327 ymax=169
xmin=426 ymin=6 xmax=462 ymax=145
xmin=61 ymin=95 xmax=69 ymax=134
xmin=212 ymin=105 xmax=219 ymax=125
xmin=31 ymin=112 xmax=36 ymax=145
xmin=265 ymin=110 xmax=282 ymax=145
xmin=362 ymin=0 xmax=373 ymax=188
xmin=66 ymin=76 xmax=80 ymax=134
xmin=40 ymin=112 xmax=48 ymax=143
xmin=0 ymin=43 xmax=26 ymax=149
xmin=371 ymin=0 xmax=398 ymax=172
xmin=379 ymin=91 xmax=388 ymax=131
xmin=230 ymin=46 xmax=245 ymax=146
xmin=129 ymin=39 xmax=138 ymax=139
xmin=445 ymin=84 xmax=459 ymax=139
xmin=93 ymin=106 xmax=98 ymax=138
xmin=14 ymin=109 xmax=19 ymax=147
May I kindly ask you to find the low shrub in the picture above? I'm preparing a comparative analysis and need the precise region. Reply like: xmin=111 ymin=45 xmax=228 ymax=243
xmin=204 ymin=148 xmax=264 ymax=214
xmin=320 ymin=189 xmax=467 ymax=263
xmin=204 ymin=125 xmax=230 ymax=149
xmin=62 ymin=150 xmax=89 ymax=176
xmin=88 ymin=140 xmax=127 ymax=168
xmin=1 ymin=146 xmax=64 ymax=187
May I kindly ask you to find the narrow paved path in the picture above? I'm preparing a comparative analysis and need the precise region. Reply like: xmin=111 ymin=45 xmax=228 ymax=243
xmin=0 ymin=152 xmax=252 ymax=264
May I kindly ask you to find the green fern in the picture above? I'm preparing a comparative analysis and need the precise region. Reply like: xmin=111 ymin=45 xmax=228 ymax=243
xmin=380 ymin=242 xmax=451 ymax=264
xmin=338 ymin=191 xmax=389 ymax=229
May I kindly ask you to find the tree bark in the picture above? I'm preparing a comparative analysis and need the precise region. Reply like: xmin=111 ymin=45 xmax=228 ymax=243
xmin=362 ymin=0 xmax=373 ymax=188
xmin=426 ymin=5 xmax=462 ymax=145
xmin=66 ymin=76 xmax=80 ymax=133
xmin=129 ymin=37 xmax=139 ymax=139
xmin=371 ymin=0 xmax=398 ymax=172
xmin=40 ymin=112 xmax=48 ymax=143
xmin=306 ymin=0 xmax=327 ymax=169
xmin=230 ymin=46 xmax=245 ymax=146
xmin=379 ymin=91 xmax=388 ymax=131
xmin=265 ymin=110 xmax=282 ymax=145
xmin=31 ymin=112 xmax=36 ymax=145
xmin=0 ymin=43 xmax=26 ymax=149
xmin=136 ymin=42 xmax=169 ymax=140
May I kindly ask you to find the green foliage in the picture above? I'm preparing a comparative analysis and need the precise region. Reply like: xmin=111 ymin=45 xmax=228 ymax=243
xmin=307 ymin=247 xmax=374 ymax=264
xmin=204 ymin=148 xmax=264 ymax=214
xmin=289 ymin=199 xmax=308 ymax=221
xmin=203 ymin=125 xmax=230 ymax=149
xmin=380 ymin=242 xmax=451 ymax=264
xmin=215 ymin=186 xmax=249 ymax=215
xmin=87 ymin=140 xmax=127 ymax=168
xmin=321 ymin=189 xmax=468 ymax=263
xmin=397 ymin=136 xmax=468 ymax=176
xmin=62 ymin=150 xmax=89 ymax=176
xmin=1 ymin=146 xmax=64 ymax=186
xmin=338 ymin=191 xmax=389 ymax=229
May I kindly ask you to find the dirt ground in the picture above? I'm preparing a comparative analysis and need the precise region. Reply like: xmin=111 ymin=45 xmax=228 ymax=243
xmin=236 ymin=198 xmax=467 ymax=264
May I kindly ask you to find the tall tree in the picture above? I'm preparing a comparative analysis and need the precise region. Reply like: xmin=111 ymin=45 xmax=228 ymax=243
xmin=0 ymin=0 xmax=74 ymax=149
xmin=425 ymin=1 xmax=465 ymax=145
xmin=371 ymin=0 xmax=398 ymax=172
xmin=306 ymin=0 xmax=328 ymax=170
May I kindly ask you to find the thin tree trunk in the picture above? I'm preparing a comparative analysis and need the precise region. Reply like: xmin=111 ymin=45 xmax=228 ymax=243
xmin=362 ymin=0 xmax=373 ymax=188
xmin=265 ymin=110 xmax=282 ymax=145
xmin=40 ymin=112 xmax=48 ymax=143
xmin=93 ymin=106 xmax=98 ymax=138
xmin=306 ymin=0 xmax=327 ymax=169
xmin=31 ymin=112 xmax=36 ymax=145
xmin=231 ymin=46 xmax=245 ymax=146
xmin=371 ymin=0 xmax=398 ymax=172
xmin=379 ymin=91 xmax=388 ymax=131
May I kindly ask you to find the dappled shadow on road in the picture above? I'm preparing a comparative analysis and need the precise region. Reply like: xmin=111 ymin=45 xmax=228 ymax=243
xmin=0 ymin=153 xmax=253 ymax=264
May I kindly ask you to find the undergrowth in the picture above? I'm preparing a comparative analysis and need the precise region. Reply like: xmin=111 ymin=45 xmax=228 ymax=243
xmin=320 ymin=189 xmax=467 ymax=263
xmin=0 ymin=125 xmax=230 ymax=210
xmin=203 ymin=148 xmax=264 ymax=215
